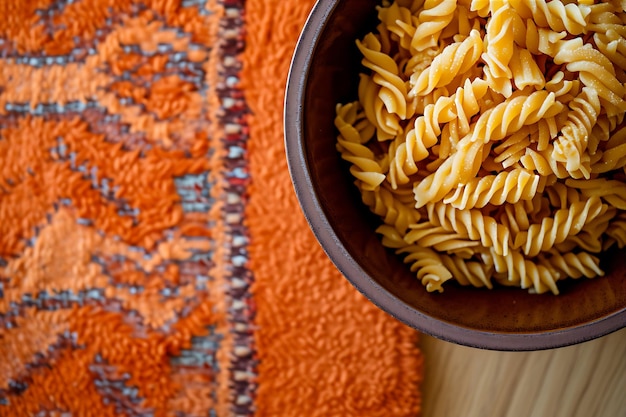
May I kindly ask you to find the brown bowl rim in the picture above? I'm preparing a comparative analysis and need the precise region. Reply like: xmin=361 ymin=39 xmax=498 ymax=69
xmin=284 ymin=0 xmax=626 ymax=351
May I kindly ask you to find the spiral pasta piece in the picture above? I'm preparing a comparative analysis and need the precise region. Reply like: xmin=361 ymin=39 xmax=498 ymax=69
xmin=513 ymin=196 xmax=605 ymax=257
xmin=593 ymin=28 xmax=626 ymax=74
xmin=509 ymin=47 xmax=545 ymax=91
xmin=357 ymin=33 xmax=409 ymax=119
xmin=544 ymin=181 xmax=583 ymax=209
xmin=376 ymin=224 xmax=407 ymax=249
xmin=585 ymin=2 xmax=626 ymax=37
xmin=358 ymin=74 xmax=403 ymax=141
xmin=444 ymin=2 xmax=482 ymax=39
xmin=440 ymin=253 xmax=493 ymax=289
xmin=443 ymin=168 xmax=543 ymax=209
xmin=509 ymin=0 xmax=591 ymax=35
xmin=468 ymin=0 xmax=490 ymax=17
xmin=566 ymin=178 xmax=626 ymax=210
xmin=361 ymin=185 xmax=421 ymax=232
xmin=470 ymin=90 xmax=564 ymax=143
xmin=377 ymin=1 xmax=417 ymax=53
xmin=335 ymin=103 xmax=386 ymax=190
xmin=545 ymin=71 xmax=582 ymax=102
xmin=491 ymin=249 xmax=561 ymax=294
xmin=427 ymin=202 xmax=510 ymax=256
xmin=554 ymin=42 xmax=626 ymax=116
xmin=541 ymin=250 xmax=604 ymax=280
xmin=551 ymin=88 xmax=601 ymax=177
xmin=492 ymin=125 xmax=536 ymax=167
xmin=413 ymin=136 xmax=486 ymax=206
xmin=411 ymin=0 xmax=457 ymax=52
xmin=423 ymin=78 xmax=490 ymax=160
xmin=521 ymin=145 xmax=591 ymax=179
xmin=409 ymin=29 xmax=483 ymax=97
xmin=606 ymin=212 xmax=626 ymax=248
xmin=481 ymin=5 xmax=525 ymax=96
xmin=523 ymin=21 xmax=565 ymax=56
xmin=388 ymin=78 xmax=490 ymax=188
xmin=386 ymin=117 xmax=438 ymax=189
xmin=499 ymin=200 xmax=533 ymax=235
xmin=398 ymin=245 xmax=454 ymax=293
xmin=592 ymin=125 xmax=626 ymax=174
xmin=582 ymin=205 xmax=617 ymax=240
xmin=404 ymin=222 xmax=481 ymax=253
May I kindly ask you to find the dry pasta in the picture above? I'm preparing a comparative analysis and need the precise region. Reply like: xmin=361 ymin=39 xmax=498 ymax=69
xmin=335 ymin=0 xmax=626 ymax=294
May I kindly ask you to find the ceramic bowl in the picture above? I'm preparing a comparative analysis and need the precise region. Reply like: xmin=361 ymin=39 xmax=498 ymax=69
xmin=284 ymin=0 xmax=626 ymax=350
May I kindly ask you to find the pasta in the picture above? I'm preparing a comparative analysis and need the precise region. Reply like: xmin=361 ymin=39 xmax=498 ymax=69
xmin=398 ymin=245 xmax=454 ymax=292
xmin=442 ymin=168 xmax=544 ymax=209
xmin=361 ymin=185 xmax=422 ymax=232
xmin=512 ymin=196 xmax=605 ymax=257
xmin=335 ymin=0 xmax=626 ymax=294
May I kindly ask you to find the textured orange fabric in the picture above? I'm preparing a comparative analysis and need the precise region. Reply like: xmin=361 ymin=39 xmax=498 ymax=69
xmin=0 ymin=0 xmax=423 ymax=415
xmin=0 ymin=1 xmax=252 ymax=415
xmin=242 ymin=1 xmax=423 ymax=416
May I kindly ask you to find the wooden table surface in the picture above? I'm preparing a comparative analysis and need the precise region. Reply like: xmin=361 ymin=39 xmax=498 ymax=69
xmin=421 ymin=328 xmax=626 ymax=417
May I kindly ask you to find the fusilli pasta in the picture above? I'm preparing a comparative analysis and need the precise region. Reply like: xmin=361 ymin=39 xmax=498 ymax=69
xmin=335 ymin=0 xmax=626 ymax=294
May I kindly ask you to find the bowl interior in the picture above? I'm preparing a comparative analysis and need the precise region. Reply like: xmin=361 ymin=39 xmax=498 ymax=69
xmin=286 ymin=0 xmax=626 ymax=350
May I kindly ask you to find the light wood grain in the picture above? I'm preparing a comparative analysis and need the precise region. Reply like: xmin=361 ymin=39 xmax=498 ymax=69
xmin=421 ymin=328 xmax=626 ymax=417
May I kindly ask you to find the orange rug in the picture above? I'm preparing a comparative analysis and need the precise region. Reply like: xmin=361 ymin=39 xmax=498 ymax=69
xmin=0 ymin=0 xmax=423 ymax=416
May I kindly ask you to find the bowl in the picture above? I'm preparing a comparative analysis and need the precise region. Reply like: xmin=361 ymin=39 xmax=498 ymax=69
xmin=284 ymin=0 xmax=626 ymax=350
